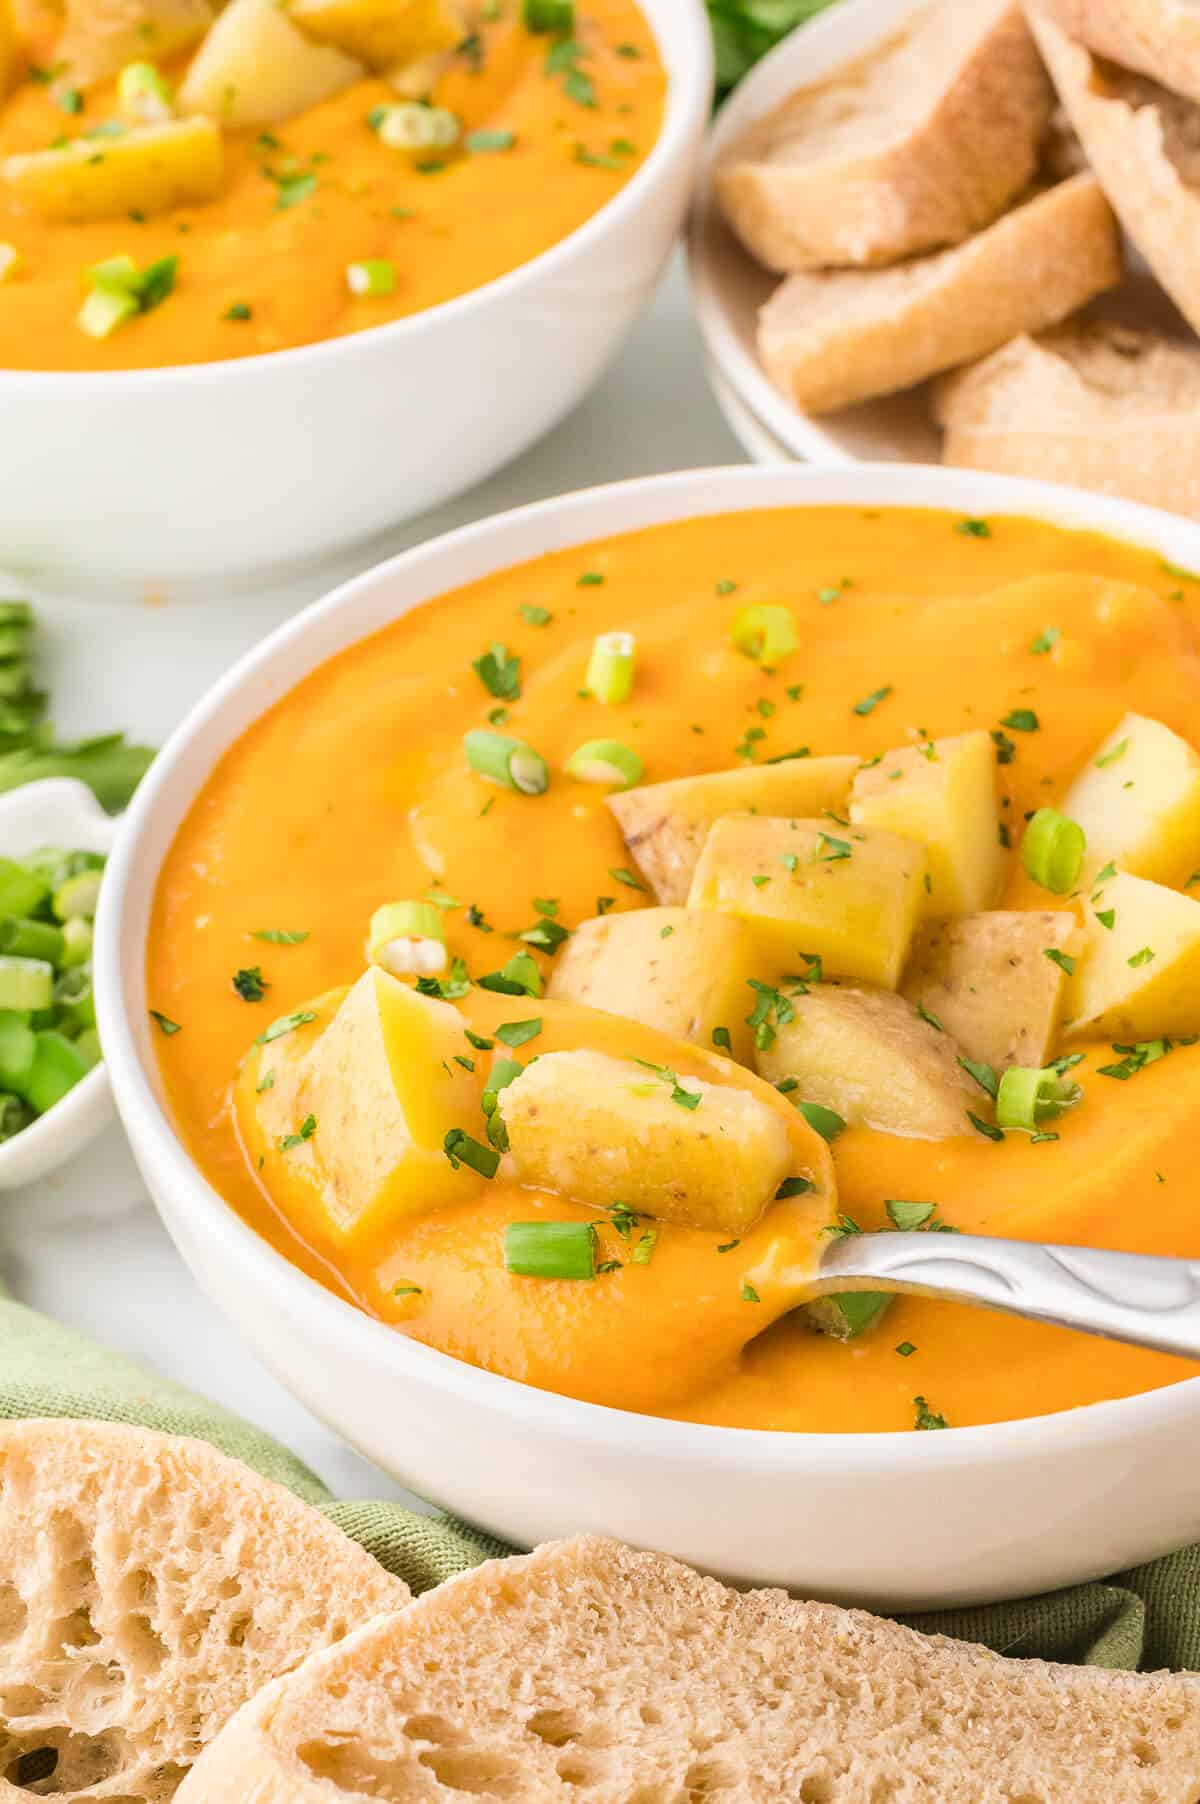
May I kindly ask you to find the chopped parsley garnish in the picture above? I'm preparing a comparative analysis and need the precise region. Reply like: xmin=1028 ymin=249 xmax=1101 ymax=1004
xmin=1095 ymin=738 xmax=1129 ymax=769
xmin=576 ymin=569 xmax=604 ymax=585
xmin=1044 ymin=947 xmax=1075 ymax=975
xmin=393 ymin=1284 xmax=423 ymax=1298
xmin=609 ymin=866 xmax=646 ymax=891
xmin=813 ymin=832 xmax=851 ymax=862
xmin=417 ymin=957 xmax=472 ymax=1001
xmin=465 ymin=1029 xmax=494 ymax=1051
xmin=895 ymin=1342 xmax=917 ymax=1358
xmin=256 ymin=1069 xmax=275 ymax=1093
xmin=223 ymin=302 xmax=253 ymax=321
xmin=252 ymin=928 xmax=309 ymax=944
xmin=631 ymin=1228 xmax=658 ymax=1266
xmin=913 ymin=1395 xmax=948 ymax=1430
xmin=58 ymin=85 xmax=83 ymax=113
xmin=232 ymin=966 xmax=268 ymax=1002
xmin=741 ymin=1281 xmax=761 ymax=1303
xmin=712 ymin=1026 xmax=732 ymax=1052
xmin=1098 ymin=1040 xmax=1177 ymax=1080
xmin=765 ymin=746 xmax=811 ymax=765
xmin=444 ymin=1127 xmax=500 ymax=1178
xmin=885 ymin=1199 xmax=954 ymax=1232
xmin=954 ymin=518 xmax=991 ymax=538
xmin=745 ymin=979 xmax=794 ymax=1051
xmin=467 ymin=128 xmax=516 ymax=153
xmin=149 ymin=1009 xmax=181 ymax=1035
xmin=968 ymin=1111 xmax=1004 ymax=1141
xmin=518 ymin=915 xmax=570 ymax=953
xmin=521 ymin=604 xmax=552 ymax=626
xmin=278 ymin=1113 xmax=316 ymax=1152
xmin=917 ymin=1002 xmax=944 ymax=1032
xmin=473 ymin=641 xmax=522 ymax=701
xmin=958 ymin=1056 xmax=998 ymax=1097
xmin=1095 ymin=909 xmax=1116 ymax=931
xmin=271 ymin=169 xmax=317 ymax=210
xmin=634 ymin=1058 xmax=702 ymax=1110
xmin=1128 ymin=946 xmax=1156 ymax=967
xmin=853 ymin=686 xmax=892 ymax=716
xmin=776 ymin=1176 xmax=814 ymax=1199
xmin=1029 ymin=627 xmax=1060 ymax=654
xmin=478 ymin=950 xmax=542 ymax=997
xmin=546 ymin=36 xmax=597 ymax=107
xmin=716 ymin=578 xmax=738 ymax=595
xmin=255 ymin=1009 xmax=317 ymax=1045
xmin=824 ymin=1212 xmax=862 ymax=1238
xmin=717 ymin=1239 xmax=740 ymax=1253
xmin=797 ymin=1100 xmax=845 ymax=1142
xmin=991 ymin=729 xmax=1016 ymax=765
xmin=495 ymin=1017 xmax=543 ymax=1048
xmin=1000 ymin=708 xmax=1039 ymax=733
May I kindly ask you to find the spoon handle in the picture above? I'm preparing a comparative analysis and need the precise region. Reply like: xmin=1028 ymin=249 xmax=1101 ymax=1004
xmin=818 ymin=1232 xmax=1200 ymax=1359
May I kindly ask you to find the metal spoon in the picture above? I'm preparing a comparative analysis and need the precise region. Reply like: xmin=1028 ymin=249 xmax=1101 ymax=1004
xmin=816 ymin=1231 xmax=1200 ymax=1359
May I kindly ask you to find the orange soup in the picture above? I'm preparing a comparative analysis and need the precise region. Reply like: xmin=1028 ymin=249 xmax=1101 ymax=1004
xmin=149 ymin=504 xmax=1200 ymax=1433
xmin=0 ymin=0 xmax=664 ymax=369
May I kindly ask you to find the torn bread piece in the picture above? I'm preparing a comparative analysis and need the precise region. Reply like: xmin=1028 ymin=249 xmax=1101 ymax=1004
xmin=1031 ymin=0 xmax=1200 ymax=108
xmin=0 ymin=1417 xmax=408 ymax=1802
xmin=1030 ymin=10 xmax=1200 ymax=339
xmin=179 ymin=1535 xmax=1200 ymax=1804
xmin=758 ymin=172 xmax=1120 ymax=414
xmin=716 ymin=0 xmax=1053 ymax=271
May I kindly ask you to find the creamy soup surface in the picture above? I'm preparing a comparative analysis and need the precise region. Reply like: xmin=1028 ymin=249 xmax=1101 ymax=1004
xmin=149 ymin=505 xmax=1200 ymax=1433
xmin=0 ymin=0 xmax=665 ymax=369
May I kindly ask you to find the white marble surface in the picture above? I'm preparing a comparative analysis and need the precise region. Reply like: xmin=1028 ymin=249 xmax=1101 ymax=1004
xmin=0 ymin=254 xmax=744 ymax=1509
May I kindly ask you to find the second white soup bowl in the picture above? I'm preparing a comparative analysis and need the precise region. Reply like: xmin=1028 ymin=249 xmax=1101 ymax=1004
xmin=96 ymin=464 xmax=1200 ymax=1609
xmin=0 ymin=0 xmax=712 ymax=589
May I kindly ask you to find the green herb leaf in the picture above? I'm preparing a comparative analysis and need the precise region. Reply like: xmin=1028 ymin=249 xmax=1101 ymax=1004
xmin=852 ymin=686 xmax=892 ymax=717
xmin=797 ymin=1100 xmax=845 ymax=1141
xmin=472 ymin=642 xmax=522 ymax=701
xmin=232 ymin=965 xmax=268 ymax=1002
xmin=251 ymin=928 xmax=309 ymax=944
xmin=149 ymin=1008 xmax=181 ymax=1035
xmin=495 ymin=1017 xmax=543 ymax=1048
xmin=914 ymin=1394 xmax=948 ymax=1429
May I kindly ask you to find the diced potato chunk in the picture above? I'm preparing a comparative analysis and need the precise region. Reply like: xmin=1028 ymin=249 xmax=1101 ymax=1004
xmin=903 ymin=910 xmax=1080 ymax=1071
xmin=849 ymin=730 xmax=1003 ymax=918
xmin=260 ymin=967 xmax=484 ymax=1243
xmin=756 ymin=984 xmax=980 ymax=1140
xmin=547 ymin=907 xmax=761 ymax=1063
xmin=3 ymin=117 xmax=223 ymax=222
xmin=1062 ymin=712 xmax=1200 ymax=888
xmin=288 ymin=0 xmax=463 ymax=72
xmin=609 ymin=757 xmax=858 ymax=906
xmin=688 ymin=814 xmax=928 ymax=989
xmin=496 ymin=1048 xmax=794 ymax=1235
xmin=1066 ymin=872 xmax=1200 ymax=1039
xmin=178 ymin=0 xmax=363 ymax=126
xmin=55 ymin=0 xmax=211 ymax=88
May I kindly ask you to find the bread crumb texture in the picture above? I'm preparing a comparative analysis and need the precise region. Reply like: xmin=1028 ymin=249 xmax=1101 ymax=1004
xmin=0 ymin=1419 xmax=407 ymax=1801
xmin=181 ymin=1536 xmax=1200 ymax=1803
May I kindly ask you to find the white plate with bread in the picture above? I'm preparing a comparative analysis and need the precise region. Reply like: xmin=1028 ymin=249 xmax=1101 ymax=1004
xmin=690 ymin=0 xmax=1200 ymax=516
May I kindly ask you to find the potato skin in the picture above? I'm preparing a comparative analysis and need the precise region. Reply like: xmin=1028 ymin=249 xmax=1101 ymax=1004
xmin=548 ymin=907 xmax=761 ymax=1063
xmin=904 ymin=910 xmax=1079 ymax=1071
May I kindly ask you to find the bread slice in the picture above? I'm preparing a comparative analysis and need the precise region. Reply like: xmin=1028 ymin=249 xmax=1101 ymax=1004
xmin=757 ymin=172 xmax=1121 ymax=414
xmin=936 ymin=319 xmax=1200 ymax=513
xmin=1030 ymin=0 xmax=1200 ymax=107
xmin=0 ymin=1419 xmax=409 ymax=1801
xmin=1030 ymin=9 xmax=1200 ymax=338
xmin=715 ymin=0 xmax=1053 ymax=272
xmin=179 ymin=1535 xmax=1200 ymax=1803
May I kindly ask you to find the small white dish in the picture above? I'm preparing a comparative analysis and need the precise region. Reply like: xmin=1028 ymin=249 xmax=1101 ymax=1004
xmin=707 ymin=355 xmax=797 ymax=465
xmin=0 ymin=0 xmax=712 ymax=590
xmin=97 ymin=462 xmax=1200 ymax=1609
xmin=0 ymin=779 xmax=115 ymax=1191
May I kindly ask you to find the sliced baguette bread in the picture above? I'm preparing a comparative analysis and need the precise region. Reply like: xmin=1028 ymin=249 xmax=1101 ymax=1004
xmin=935 ymin=320 xmax=1200 ymax=514
xmin=1030 ymin=9 xmax=1200 ymax=338
xmin=757 ymin=171 xmax=1121 ymax=414
xmin=179 ymin=1535 xmax=1200 ymax=1804
xmin=1030 ymin=0 xmax=1200 ymax=106
xmin=716 ymin=0 xmax=1054 ymax=272
xmin=0 ymin=1418 xmax=409 ymax=1802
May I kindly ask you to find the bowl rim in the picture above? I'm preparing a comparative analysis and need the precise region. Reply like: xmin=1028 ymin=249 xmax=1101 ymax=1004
xmin=96 ymin=460 xmax=1200 ymax=1473
xmin=687 ymin=0 xmax=924 ymax=469
xmin=0 ymin=0 xmax=713 ymax=394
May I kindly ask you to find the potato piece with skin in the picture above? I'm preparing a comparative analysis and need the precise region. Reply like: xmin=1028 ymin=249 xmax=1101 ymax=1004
xmin=55 ymin=0 xmax=211 ymax=88
xmin=244 ymin=967 xmax=484 ymax=1245
xmin=288 ymin=0 xmax=463 ymax=72
xmin=1066 ymin=871 xmax=1200 ymax=1039
xmin=547 ymin=907 xmax=761 ymax=1063
xmin=903 ymin=910 xmax=1081 ymax=1071
xmin=688 ymin=814 xmax=928 ymax=989
xmin=3 ymin=117 xmax=223 ymax=222
xmin=608 ymin=757 xmax=858 ymax=907
xmin=850 ymin=729 xmax=1004 ymax=918
xmin=756 ymin=984 xmax=982 ymax=1140
xmin=1062 ymin=712 xmax=1200 ymax=889
xmin=178 ymin=0 xmax=363 ymax=127
xmin=496 ymin=1048 xmax=796 ymax=1236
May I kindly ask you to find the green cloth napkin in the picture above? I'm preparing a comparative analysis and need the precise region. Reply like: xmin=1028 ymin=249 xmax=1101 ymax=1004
xmin=2 ymin=1285 xmax=1197 ymax=1671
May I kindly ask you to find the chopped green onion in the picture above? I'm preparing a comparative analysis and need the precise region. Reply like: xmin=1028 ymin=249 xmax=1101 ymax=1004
xmin=78 ymin=281 xmax=140 ymax=341
xmin=1021 ymin=808 xmax=1086 ymax=894
xmin=523 ymin=0 xmax=574 ymax=27
xmin=0 ymin=1013 xmax=35 ymax=1089
xmin=346 ymin=258 xmax=396 ymax=297
xmin=467 ymin=129 xmax=515 ymax=153
xmin=464 ymin=728 xmax=549 ymax=795
xmin=54 ymin=965 xmax=95 ymax=1031
xmin=373 ymin=102 xmax=460 ymax=151
xmin=117 ymin=61 xmax=173 ymax=124
xmin=585 ymin=631 xmax=636 ymax=704
xmin=0 ymin=859 xmax=47 ymax=919
xmin=564 ymin=738 xmax=643 ymax=789
xmin=0 ymin=1093 xmax=33 ymax=1139
xmin=20 ymin=1030 xmax=89 ymax=1114
xmin=0 ymin=917 xmax=63 ymax=963
xmin=367 ymin=900 xmax=446 ymax=976
xmin=0 ymin=956 xmax=53 ymax=1013
xmin=443 ymin=1126 xmax=500 ymax=1178
xmin=504 ymin=1220 xmax=595 ymax=1279
xmin=74 ymin=1027 xmax=102 ymax=1069
xmin=996 ymin=1064 xmax=1082 ymax=1133
xmin=53 ymin=867 xmax=102 ymax=920
xmin=730 ymin=604 xmax=797 ymax=665
xmin=60 ymin=916 xmax=93 ymax=967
